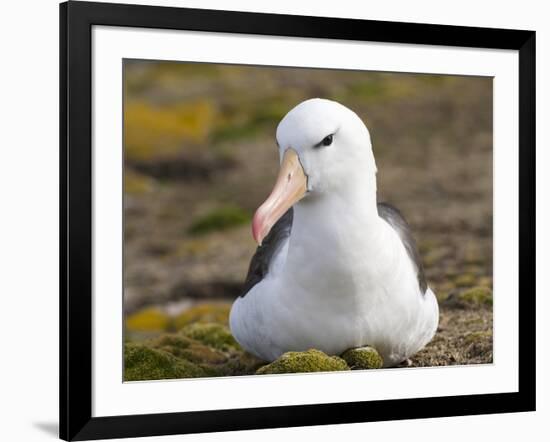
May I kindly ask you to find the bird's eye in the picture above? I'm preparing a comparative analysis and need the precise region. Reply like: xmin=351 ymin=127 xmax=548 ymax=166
xmin=315 ymin=134 xmax=333 ymax=148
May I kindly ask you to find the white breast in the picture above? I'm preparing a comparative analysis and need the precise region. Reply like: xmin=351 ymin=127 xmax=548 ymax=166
xmin=230 ymin=200 xmax=439 ymax=366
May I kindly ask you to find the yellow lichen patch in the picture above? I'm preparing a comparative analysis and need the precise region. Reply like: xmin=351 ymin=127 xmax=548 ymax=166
xmin=173 ymin=303 xmax=231 ymax=328
xmin=124 ymin=99 xmax=216 ymax=161
xmin=126 ymin=307 xmax=171 ymax=332
xmin=124 ymin=169 xmax=155 ymax=194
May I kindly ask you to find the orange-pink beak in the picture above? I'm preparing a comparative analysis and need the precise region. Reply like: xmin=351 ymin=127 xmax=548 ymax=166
xmin=252 ymin=149 xmax=308 ymax=245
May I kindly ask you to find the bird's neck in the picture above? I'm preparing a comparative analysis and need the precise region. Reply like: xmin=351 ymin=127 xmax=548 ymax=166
xmin=280 ymin=182 xmax=405 ymax=308
xmin=279 ymin=186 xmax=399 ymax=310
xmin=288 ymin=181 xmax=387 ymax=266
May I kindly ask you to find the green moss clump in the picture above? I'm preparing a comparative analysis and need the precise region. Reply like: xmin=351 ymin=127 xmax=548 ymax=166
xmin=256 ymin=349 xmax=350 ymax=375
xmin=150 ymin=334 xmax=227 ymax=365
xmin=188 ymin=206 xmax=250 ymax=235
xmin=442 ymin=286 xmax=493 ymax=309
xmin=124 ymin=323 xmax=266 ymax=380
xmin=180 ymin=323 xmax=241 ymax=352
xmin=341 ymin=347 xmax=383 ymax=369
xmin=124 ymin=343 xmax=209 ymax=381
xmin=127 ymin=330 xmax=266 ymax=379
xmin=460 ymin=286 xmax=493 ymax=307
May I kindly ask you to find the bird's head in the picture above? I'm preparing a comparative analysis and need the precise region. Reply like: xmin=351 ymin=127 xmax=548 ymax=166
xmin=252 ymin=98 xmax=377 ymax=245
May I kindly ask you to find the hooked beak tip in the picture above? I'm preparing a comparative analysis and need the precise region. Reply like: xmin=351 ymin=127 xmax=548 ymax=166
xmin=252 ymin=215 xmax=263 ymax=246
xmin=250 ymin=148 xmax=307 ymax=246
xmin=251 ymin=208 xmax=265 ymax=245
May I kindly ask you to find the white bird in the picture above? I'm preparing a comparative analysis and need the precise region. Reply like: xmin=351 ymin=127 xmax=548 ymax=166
xmin=230 ymin=98 xmax=439 ymax=367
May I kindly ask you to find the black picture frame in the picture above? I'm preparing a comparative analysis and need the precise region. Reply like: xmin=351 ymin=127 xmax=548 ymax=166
xmin=60 ymin=1 xmax=536 ymax=440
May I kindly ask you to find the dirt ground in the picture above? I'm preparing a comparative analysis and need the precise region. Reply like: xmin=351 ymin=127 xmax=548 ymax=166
xmin=123 ymin=61 xmax=493 ymax=370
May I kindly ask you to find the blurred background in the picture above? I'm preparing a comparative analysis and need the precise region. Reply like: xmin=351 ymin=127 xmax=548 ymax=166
xmin=123 ymin=60 xmax=493 ymax=368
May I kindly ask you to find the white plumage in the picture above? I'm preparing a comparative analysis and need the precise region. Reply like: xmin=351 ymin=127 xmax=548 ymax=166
xmin=230 ymin=98 xmax=439 ymax=367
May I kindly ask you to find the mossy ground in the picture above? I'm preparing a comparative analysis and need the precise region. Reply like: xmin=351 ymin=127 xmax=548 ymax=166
xmin=125 ymin=342 xmax=210 ymax=380
xmin=124 ymin=322 xmax=265 ymax=381
xmin=180 ymin=323 xmax=240 ymax=352
xmin=124 ymin=286 xmax=493 ymax=380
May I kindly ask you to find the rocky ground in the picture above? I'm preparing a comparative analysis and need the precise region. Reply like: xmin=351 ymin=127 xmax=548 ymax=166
xmin=123 ymin=61 xmax=493 ymax=379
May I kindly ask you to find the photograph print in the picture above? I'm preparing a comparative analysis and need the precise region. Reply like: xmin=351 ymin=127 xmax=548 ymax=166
xmin=123 ymin=60 xmax=493 ymax=381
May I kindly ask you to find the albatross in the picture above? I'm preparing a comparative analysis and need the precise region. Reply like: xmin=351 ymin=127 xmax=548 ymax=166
xmin=230 ymin=98 xmax=439 ymax=367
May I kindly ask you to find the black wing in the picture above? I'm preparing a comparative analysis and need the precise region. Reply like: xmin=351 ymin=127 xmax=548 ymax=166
xmin=240 ymin=208 xmax=294 ymax=297
xmin=377 ymin=202 xmax=428 ymax=295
